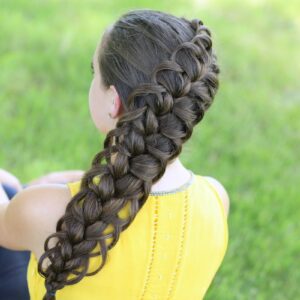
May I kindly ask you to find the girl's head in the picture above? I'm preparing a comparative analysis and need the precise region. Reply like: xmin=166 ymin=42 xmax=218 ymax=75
xmin=40 ymin=9 xmax=219 ymax=299
xmin=89 ymin=9 xmax=218 ymax=135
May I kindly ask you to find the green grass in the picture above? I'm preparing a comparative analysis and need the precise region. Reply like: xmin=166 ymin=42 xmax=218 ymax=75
xmin=1 ymin=0 xmax=299 ymax=299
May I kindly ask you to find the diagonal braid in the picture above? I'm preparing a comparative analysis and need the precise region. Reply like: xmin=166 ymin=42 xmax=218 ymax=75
xmin=39 ymin=11 xmax=220 ymax=300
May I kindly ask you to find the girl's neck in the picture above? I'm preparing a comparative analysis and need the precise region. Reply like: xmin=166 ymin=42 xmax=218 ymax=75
xmin=150 ymin=157 xmax=191 ymax=193
xmin=110 ymin=144 xmax=191 ymax=193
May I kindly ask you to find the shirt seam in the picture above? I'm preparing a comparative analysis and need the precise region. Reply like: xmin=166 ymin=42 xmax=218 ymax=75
xmin=148 ymin=170 xmax=195 ymax=196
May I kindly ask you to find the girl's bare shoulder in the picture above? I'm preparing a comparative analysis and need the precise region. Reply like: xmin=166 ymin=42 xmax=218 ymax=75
xmin=9 ymin=184 xmax=72 ymax=260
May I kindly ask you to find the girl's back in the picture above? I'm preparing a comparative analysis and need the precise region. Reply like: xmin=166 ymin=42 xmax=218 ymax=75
xmin=26 ymin=170 xmax=228 ymax=299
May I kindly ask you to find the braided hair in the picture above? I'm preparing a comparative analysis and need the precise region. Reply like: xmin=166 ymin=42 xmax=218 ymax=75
xmin=38 ymin=9 xmax=220 ymax=299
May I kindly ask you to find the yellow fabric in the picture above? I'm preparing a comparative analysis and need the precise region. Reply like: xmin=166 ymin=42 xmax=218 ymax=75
xmin=27 ymin=173 xmax=228 ymax=299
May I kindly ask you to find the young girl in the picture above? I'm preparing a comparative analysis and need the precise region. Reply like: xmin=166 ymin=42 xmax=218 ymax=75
xmin=0 ymin=9 xmax=230 ymax=300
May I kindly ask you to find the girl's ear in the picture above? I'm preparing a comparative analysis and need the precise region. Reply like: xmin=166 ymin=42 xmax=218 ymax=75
xmin=109 ymin=85 xmax=123 ymax=118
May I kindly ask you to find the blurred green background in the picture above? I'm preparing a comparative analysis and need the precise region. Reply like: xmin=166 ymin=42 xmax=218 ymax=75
xmin=0 ymin=0 xmax=299 ymax=299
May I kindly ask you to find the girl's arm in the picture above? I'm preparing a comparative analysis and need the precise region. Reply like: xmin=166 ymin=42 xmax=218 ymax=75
xmin=0 ymin=168 xmax=23 ymax=192
xmin=26 ymin=170 xmax=84 ymax=186
xmin=0 ymin=182 xmax=70 ymax=251
xmin=0 ymin=168 xmax=80 ymax=250
xmin=0 ymin=185 xmax=10 ymax=247
xmin=0 ymin=169 xmax=17 ymax=240
xmin=0 ymin=184 xmax=9 ymax=203
xmin=0 ymin=167 xmax=84 ymax=191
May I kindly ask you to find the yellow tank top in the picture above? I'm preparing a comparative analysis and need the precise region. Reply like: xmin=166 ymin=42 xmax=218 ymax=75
xmin=27 ymin=171 xmax=228 ymax=299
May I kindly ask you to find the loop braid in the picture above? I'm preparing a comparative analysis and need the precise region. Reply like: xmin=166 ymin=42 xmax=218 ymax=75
xmin=39 ymin=11 xmax=220 ymax=299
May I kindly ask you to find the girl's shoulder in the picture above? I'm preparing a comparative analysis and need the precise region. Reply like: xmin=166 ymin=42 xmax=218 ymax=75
xmin=10 ymin=183 xmax=73 ymax=260
xmin=200 ymin=176 xmax=230 ymax=218
xmin=19 ymin=175 xmax=229 ymax=261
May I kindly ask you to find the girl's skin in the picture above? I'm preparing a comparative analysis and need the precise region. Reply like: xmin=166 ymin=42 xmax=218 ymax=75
xmin=0 ymin=169 xmax=23 ymax=192
xmin=0 ymin=29 xmax=229 ymax=261
xmin=0 ymin=169 xmax=85 ymax=191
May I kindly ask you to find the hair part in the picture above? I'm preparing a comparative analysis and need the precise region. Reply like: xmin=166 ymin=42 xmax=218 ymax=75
xmin=38 ymin=9 xmax=220 ymax=299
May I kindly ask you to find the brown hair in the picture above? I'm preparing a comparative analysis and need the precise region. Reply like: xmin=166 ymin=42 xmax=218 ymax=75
xmin=38 ymin=9 xmax=220 ymax=299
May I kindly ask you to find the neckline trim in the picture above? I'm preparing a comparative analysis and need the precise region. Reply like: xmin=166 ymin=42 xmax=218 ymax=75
xmin=148 ymin=170 xmax=195 ymax=196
